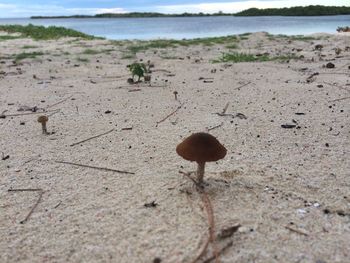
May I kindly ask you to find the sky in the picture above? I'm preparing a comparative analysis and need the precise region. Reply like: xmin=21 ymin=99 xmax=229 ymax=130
xmin=0 ymin=0 xmax=349 ymax=18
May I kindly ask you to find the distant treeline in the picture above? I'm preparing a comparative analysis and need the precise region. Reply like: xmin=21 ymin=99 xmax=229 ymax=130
xmin=31 ymin=12 xmax=230 ymax=19
xmin=30 ymin=5 xmax=350 ymax=19
xmin=235 ymin=5 xmax=350 ymax=16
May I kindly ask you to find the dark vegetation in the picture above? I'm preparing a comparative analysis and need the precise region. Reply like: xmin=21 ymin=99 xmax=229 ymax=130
xmin=235 ymin=5 xmax=350 ymax=16
xmin=30 ymin=6 xmax=350 ymax=19
xmin=337 ymin=26 xmax=350 ymax=32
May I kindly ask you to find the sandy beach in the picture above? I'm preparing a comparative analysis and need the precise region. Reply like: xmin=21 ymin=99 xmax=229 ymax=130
xmin=0 ymin=31 xmax=349 ymax=263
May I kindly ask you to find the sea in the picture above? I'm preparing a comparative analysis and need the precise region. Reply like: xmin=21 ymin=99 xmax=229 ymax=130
xmin=0 ymin=15 xmax=349 ymax=40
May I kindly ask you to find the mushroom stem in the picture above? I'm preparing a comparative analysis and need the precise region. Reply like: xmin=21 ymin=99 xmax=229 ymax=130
xmin=197 ymin=161 xmax=205 ymax=184
xmin=41 ymin=123 xmax=47 ymax=134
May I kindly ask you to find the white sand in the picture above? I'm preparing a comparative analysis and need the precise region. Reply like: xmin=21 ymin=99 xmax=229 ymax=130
xmin=0 ymin=32 xmax=349 ymax=263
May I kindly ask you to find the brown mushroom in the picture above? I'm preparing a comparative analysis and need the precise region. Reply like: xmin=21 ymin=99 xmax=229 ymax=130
xmin=37 ymin=115 xmax=48 ymax=134
xmin=176 ymin=132 xmax=227 ymax=184
xmin=173 ymin=91 xmax=178 ymax=100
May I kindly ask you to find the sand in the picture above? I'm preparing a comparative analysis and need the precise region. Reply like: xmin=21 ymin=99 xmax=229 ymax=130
xmin=0 ymin=32 xmax=349 ymax=263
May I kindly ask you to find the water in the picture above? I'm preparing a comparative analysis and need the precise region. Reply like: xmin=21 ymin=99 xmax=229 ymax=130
xmin=0 ymin=15 xmax=349 ymax=40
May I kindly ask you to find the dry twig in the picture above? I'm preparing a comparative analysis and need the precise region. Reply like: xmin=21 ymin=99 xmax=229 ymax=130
xmin=207 ymin=122 xmax=224 ymax=132
xmin=55 ymin=160 xmax=135 ymax=174
xmin=285 ymin=225 xmax=309 ymax=236
xmin=0 ymin=109 xmax=59 ymax=118
xmin=8 ymin=188 xmax=44 ymax=224
xmin=328 ymin=96 xmax=350 ymax=103
xmin=234 ymin=81 xmax=251 ymax=90
xmin=45 ymin=95 xmax=73 ymax=109
xmin=156 ymin=103 xmax=185 ymax=127
xmin=180 ymin=171 xmax=219 ymax=263
xmin=203 ymin=241 xmax=233 ymax=263
xmin=70 ymin=129 xmax=115 ymax=147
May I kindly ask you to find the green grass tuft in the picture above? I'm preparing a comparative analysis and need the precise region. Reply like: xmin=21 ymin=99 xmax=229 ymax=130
xmin=22 ymin=45 xmax=39 ymax=49
xmin=82 ymin=48 xmax=100 ymax=55
xmin=213 ymin=52 xmax=301 ymax=63
xmin=124 ymin=35 xmax=240 ymax=54
xmin=14 ymin=51 xmax=44 ymax=61
xmin=225 ymin=43 xmax=238 ymax=49
xmin=0 ymin=24 xmax=101 ymax=40
xmin=121 ymin=53 xmax=135 ymax=59
xmin=76 ymin=57 xmax=89 ymax=62
xmin=213 ymin=52 xmax=270 ymax=63
xmin=0 ymin=35 xmax=23 ymax=41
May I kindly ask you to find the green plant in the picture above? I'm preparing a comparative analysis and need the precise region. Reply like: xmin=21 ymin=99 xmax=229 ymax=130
xmin=0 ymin=24 xmax=101 ymax=40
xmin=76 ymin=57 xmax=89 ymax=62
xmin=82 ymin=48 xmax=100 ymax=55
xmin=14 ymin=51 xmax=44 ymax=61
xmin=212 ymin=52 xmax=270 ymax=63
xmin=225 ymin=43 xmax=238 ymax=49
xmin=0 ymin=35 xmax=22 ymax=41
xmin=22 ymin=45 xmax=39 ymax=49
xmin=212 ymin=52 xmax=301 ymax=63
xmin=128 ymin=62 xmax=147 ymax=82
xmin=121 ymin=53 xmax=135 ymax=59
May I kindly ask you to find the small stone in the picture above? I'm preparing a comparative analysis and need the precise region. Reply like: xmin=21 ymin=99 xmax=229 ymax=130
xmin=325 ymin=62 xmax=335 ymax=69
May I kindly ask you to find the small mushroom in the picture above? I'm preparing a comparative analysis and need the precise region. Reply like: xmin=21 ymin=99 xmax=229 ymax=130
xmin=37 ymin=115 xmax=48 ymax=134
xmin=176 ymin=132 xmax=227 ymax=184
xmin=173 ymin=91 xmax=178 ymax=100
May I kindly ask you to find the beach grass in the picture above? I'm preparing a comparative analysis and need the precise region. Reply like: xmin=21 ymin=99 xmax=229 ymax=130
xmin=213 ymin=52 xmax=300 ymax=63
xmin=13 ymin=51 xmax=45 ymax=61
xmin=22 ymin=45 xmax=39 ymax=49
xmin=76 ymin=57 xmax=89 ymax=62
xmin=267 ymin=33 xmax=319 ymax=41
xmin=0 ymin=35 xmax=23 ymax=41
xmin=82 ymin=48 xmax=100 ymax=55
xmin=225 ymin=43 xmax=238 ymax=49
xmin=124 ymin=35 xmax=240 ymax=55
xmin=0 ymin=24 xmax=101 ymax=40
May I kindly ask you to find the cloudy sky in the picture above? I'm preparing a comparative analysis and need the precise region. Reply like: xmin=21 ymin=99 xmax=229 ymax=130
xmin=0 ymin=0 xmax=349 ymax=18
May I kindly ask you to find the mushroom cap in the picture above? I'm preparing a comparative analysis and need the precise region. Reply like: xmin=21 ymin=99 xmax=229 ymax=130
xmin=176 ymin=132 xmax=227 ymax=163
xmin=37 ymin=115 xmax=48 ymax=123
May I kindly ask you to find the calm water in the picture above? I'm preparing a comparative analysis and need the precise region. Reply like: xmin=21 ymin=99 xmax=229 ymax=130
xmin=0 ymin=15 xmax=349 ymax=40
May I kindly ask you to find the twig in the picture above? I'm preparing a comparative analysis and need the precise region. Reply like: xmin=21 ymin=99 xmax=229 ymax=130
xmin=202 ymin=241 xmax=233 ymax=263
xmin=179 ymin=170 xmax=199 ymax=186
xmin=180 ymin=171 xmax=219 ymax=263
xmin=191 ymin=236 xmax=211 ymax=263
xmin=323 ymin=82 xmax=350 ymax=93
xmin=156 ymin=103 xmax=184 ymax=127
xmin=207 ymin=122 xmax=224 ymax=132
xmin=328 ymin=96 xmax=350 ymax=102
xmin=8 ymin=188 xmax=43 ymax=224
xmin=234 ymin=81 xmax=251 ymax=90
xmin=55 ymin=160 xmax=135 ymax=175
xmin=128 ymin=89 xmax=142 ymax=92
xmin=221 ymin=103 xmax=229 ymax=115
xmin=8 ymin=188 xmax=42 ymax=192
xmin=53 ymin=201 xmax=62 ymax=209
xmin=45 ymin=95 xmax=73 ymax=109
xmin=70 ymin=129 xmax=115 ymax=147
xmin=0 ymin=109 xmax=58 ymax=118
xmin=152 ymin=69 xmax=172 ymax=73
xmin=285 ymin=225 xmax=309 ymax=236
xmin=201 ymin=190 xmax=219 ymax=263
